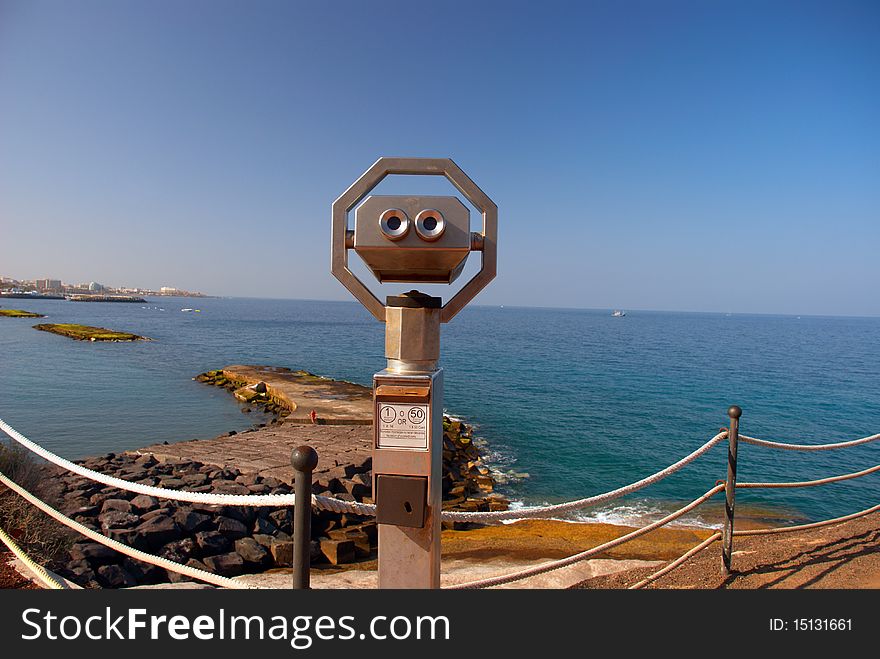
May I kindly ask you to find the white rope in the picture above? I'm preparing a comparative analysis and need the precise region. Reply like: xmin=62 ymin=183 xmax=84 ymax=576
xmin=733 ymin=503 xmax=880 ymax=536
xmin=446 ymin=484 xmax=725 ymax=589
xmin=0 ymin=417 xmax=375 ymax=514
xmin=628 ymin=532 xmax=721 ymax=590
xmin=0 ymin=471 xmax=253 ymax=589
xmin=0 ymin=524 xmax=65 ymax=590
xmin=0 ymin=418 xmax=724 ymax=521
xmin=737 ymin=463 xmax=880 ymax=489
xmin=739 ymin=432 xmax=880 ymax=452
xmin=442 ymin=431 xmax=728 ymax=522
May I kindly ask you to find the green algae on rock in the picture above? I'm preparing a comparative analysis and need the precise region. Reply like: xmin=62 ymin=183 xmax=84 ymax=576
xmin=33 ymin=323 xmax=151 ymax=342
xmin=0 ymin=309 xmax=45 ymax=318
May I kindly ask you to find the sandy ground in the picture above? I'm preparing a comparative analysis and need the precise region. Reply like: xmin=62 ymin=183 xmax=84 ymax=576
xmin=6 ymin=513 xmax=878 ymax=590
xmin=576 ymin=510 xmax=880 ymax=589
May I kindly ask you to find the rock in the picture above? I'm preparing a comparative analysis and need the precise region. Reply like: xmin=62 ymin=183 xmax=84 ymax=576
xmin=203 ymin=552 xmax=244 ymax=577
xmin=69 ymin=542 xmax=118 ymax=565
xmin=351 ymin=472 xmax=372 ymax=488
xmin=101 ymin=499 xmax=133 ymax=514
xmin=96 ymin=564 xmax=138 ymax=588
xmin=173 ymin=509 xmax=214 ymax=534
xmin=134 ymin=454 xmax=158 ymax=468
xmin=63 ymin=504 xmax=100 ymax=518
xmin=268 ymin=509 xmax=291 ymax=531
xmin=234 ymin=538 xmax=269 ymax=566
xmin=254 ymin=381 xmax=267 ymax=394
xmin=211 ymin=482 xmax=250 ymax=495
xmin=99 ymin=510 xmax=140 ymax=532
xmin=233 ymin=387 xmax=261 ymax=403
xmin=269 ymin=540 xmax=292 ymax=567
xmin=234 ymin=473 xmax=259 ymax=486
xmin=224 ymin=506 xmax=257 ymax=527
xmin=252 ymin=534 xmax=274 ymax=549
xmin=161 ymin=538 xmax=198 ymax=563
xmin=141 ymin=508 xmax=173 ymax=521
xmin=194 ymin=531 xmax=231 ymax=555
xmin=122 ymin=557 xmax=165 ymax=585
xmin=216 ymin=516 xmax=249 ymax=539
xmin=135 ymin=515 xmax=181 ymax=550
xmin=181 ymin=473 xmax=209 ymax=486
xmin=107 ymin=529 xmax=145 ymax=549
xmin=341 ymin=479 xmax=370 ymax=501
xmin=253 ymin=517 xmax=277 ymax=536
xmin=130 ymin=495 xmax=159 ymax=512
xmin=328 ymin=528 xmax=371 ymax=557
xmin=319 ymin=538 xmax=356 ymax=565
xmin=90 ymin=491 xmax=129 ymax=506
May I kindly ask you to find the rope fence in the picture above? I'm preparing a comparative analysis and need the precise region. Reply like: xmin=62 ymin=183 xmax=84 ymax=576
xmin=1 ymin=413 xmax=877 ymax=590
xmin=0 ymin=523 xmax=65 ymax=590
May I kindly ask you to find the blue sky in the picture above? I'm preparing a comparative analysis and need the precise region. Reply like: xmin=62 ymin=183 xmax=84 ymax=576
xmin=1 ymin=0 xmax=877 ymax=315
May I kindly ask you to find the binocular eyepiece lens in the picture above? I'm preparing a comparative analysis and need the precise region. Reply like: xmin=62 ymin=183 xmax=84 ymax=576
xmin=415 ymin=209 xmax=445 ymax=241
xmin=379 ymin=208 xmax=410 ymax=241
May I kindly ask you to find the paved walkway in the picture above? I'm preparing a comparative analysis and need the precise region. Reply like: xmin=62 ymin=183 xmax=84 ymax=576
xmin=136 ymin=424 xmax=372 ymax=482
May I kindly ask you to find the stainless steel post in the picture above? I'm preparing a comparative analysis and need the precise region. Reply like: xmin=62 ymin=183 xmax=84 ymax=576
xmin=291 ymin=445 xmax=318 ymax=589
xmin=373 ymin=291 xmax=443 ymax=588
xmin=721 ymin=405 xmax=741 ymax=575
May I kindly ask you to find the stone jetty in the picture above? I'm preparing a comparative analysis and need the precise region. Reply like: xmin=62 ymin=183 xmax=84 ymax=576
xmin=48 ymin=366 xmax=507 ymax=588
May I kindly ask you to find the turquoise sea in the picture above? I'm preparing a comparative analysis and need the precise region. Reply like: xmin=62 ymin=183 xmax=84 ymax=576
xmin=1 ymin=297 xmax=878 ymax=526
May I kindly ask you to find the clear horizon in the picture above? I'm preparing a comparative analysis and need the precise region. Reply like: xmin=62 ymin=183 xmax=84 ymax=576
xmin=1 ymin=1 xmax=877 ymax=317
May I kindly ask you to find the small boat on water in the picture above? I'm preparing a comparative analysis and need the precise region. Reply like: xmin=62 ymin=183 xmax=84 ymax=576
xmin=612 ymin=309 xmax=626 ymax=317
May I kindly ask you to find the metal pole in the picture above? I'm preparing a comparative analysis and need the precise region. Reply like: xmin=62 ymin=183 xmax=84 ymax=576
xmin=291 ymin=445 xmax=318 ymax=589
xmin=721 ymin=405 xmax=741 ymax=576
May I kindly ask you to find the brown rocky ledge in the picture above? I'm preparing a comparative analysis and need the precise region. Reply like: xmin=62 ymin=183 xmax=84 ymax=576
xmin=39 ymin=367 xmax=508 ymax=588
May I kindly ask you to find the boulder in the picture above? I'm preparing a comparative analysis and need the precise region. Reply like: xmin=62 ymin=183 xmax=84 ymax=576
xmin=234 ymin=538 xmax=269 ymax=566
xmin=135 ymin=515 xmax=181 ymax=550
xmin=252 ymin=517 xmax=277 ymax=536
xmin=173 ymin=509 xmax=213 ymax=534
xmin=269 ymin=540 xmax=292 ymax=567
xmin=99 ymin=510 xmax=140 ymax=532
xmin=268 ymin=509 xmax=291 ymax=531
xmin=215 ymin=516 xmax=248 ymax=540
xmin=194 ymin=531 xmax=231 ymax=555
xmin=319 ymin=538 xmax=356 ymax=565
xmin=101 ymin=499 xmax=133 ymax=514
xmin=141 ymin=508 xmax=173 ymax=522
xmin=69 ymin=542 xmax=118 ymax=565
xmin=252 ymin=534 xmax=274 ymax=549
xmin=223 ymin=506 xmax=257 ymax=527
xmin=96 ymin=564 xmax=138 ymax=588
xmin=122 ymin=557 xmax=165 ymax=585
xmin=203 ymin=552 xmax=244 ymax=577
xmin=129 ymin=495 xmax=159 ymax=512
xmin=160 ymin=538 xmax=198 ymax=563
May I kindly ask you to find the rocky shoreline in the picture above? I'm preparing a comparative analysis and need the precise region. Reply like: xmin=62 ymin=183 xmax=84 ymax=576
xmin=44 ymin=367 xmax=508 ymax=588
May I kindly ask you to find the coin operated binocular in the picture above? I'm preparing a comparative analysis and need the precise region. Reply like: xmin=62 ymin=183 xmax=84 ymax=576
xmin=331 ymin=158 xmax=497 ymax=588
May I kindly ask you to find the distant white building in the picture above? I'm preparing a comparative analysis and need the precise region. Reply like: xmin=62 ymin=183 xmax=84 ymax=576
xmin=160 ymin=286 xmax=179 ymax=295
xmin=88 ymin=282 xmax=104 ymax=292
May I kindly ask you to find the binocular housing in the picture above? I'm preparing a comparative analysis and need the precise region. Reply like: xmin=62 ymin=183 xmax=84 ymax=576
xmin=353 ymin=195 xmax=471 ymax=284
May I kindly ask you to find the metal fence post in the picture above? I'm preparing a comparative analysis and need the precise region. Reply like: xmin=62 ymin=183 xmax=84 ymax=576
xmin=721 ymin=405 xmax=741 ymax=575
xmin=291 ymin=445 xmax=318 ymax=589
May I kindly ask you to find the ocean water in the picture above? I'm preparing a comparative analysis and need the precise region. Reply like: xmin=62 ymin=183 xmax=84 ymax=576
xmin=1 ymin=297 xmax=878 ymax=526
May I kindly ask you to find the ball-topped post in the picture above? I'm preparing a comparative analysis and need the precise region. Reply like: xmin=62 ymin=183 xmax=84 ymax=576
xmin=721 ymin=405 xmax=742 ymax=576
xmin=291 ymin=445 xmax=318 ymax=589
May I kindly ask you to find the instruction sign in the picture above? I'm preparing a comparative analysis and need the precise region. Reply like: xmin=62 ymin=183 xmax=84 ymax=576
xmin=377 ymin=403 xmax=429 ymax=450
